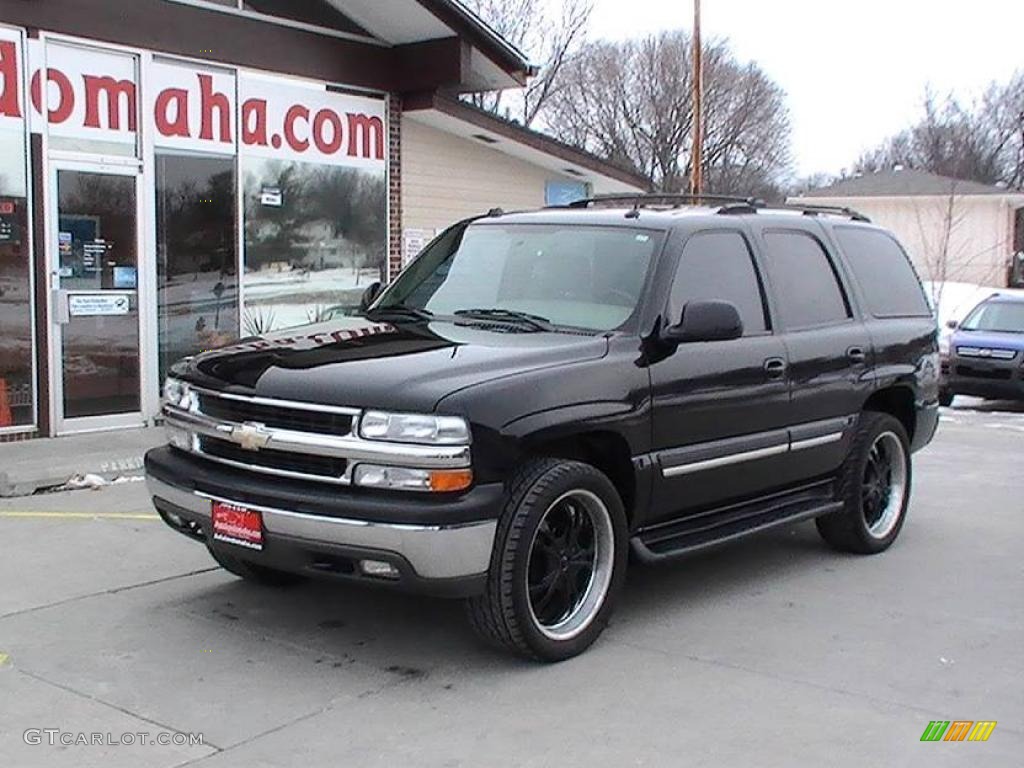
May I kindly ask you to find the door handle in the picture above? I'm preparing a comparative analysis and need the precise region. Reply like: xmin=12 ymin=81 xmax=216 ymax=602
xmin=53 ymin=289 xmax=70 ymax=325
xmin=847 ymin=346 xmax=867 ymax=364
xmin=764 ymin=357 xmax=787 ymax=379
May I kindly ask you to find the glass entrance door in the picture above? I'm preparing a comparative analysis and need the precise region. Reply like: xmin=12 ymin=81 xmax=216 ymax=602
xmin=51 ymin=165 xmax=144 ymax=432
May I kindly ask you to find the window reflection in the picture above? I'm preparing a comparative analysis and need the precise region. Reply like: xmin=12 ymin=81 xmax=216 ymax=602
xmin=57 ymin=170 xmax=140 ymax=419
xmin=242 ymin=157 xmax=386 ymax=333
xmin=156 ymin=154 xmax=239 ymax=381
xmin=0 ymin=127 xmax=33 ymax=429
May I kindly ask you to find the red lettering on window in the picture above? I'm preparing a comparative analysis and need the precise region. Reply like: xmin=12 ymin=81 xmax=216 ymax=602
xmin=347 ymin=114 xmax=384 ymax=160
xmin=155 ymin=88 xmax=190 ymax=137
xmin=312 ymin=108 xmax=344 ymax=155
xmin=284 ymin=104 xmax=309 ymax=152
xmin=241 ymin=98 xmax=268 ymax=146
xmin=198 ymin=73 xmax=231 ymax=143
xmin=30 ymin=68 xmax=74 ymax=124
xmin=83 ymin=76 xmax=137 ymax=131
xmin=0 ymin=41 xmax=22 ymax=119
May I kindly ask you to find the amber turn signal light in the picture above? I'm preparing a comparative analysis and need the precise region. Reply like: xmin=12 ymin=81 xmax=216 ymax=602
xmin=428 ymin=469 xmax=473 ymax=492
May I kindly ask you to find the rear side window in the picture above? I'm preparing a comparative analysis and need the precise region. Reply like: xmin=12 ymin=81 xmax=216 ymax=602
xmin=834 ymin=227 xmax=931 ymax=318
xmin=668 ymin=231 xmax=769 ymax=335
xmin=763 ymin=231 xmax=851 ymax=330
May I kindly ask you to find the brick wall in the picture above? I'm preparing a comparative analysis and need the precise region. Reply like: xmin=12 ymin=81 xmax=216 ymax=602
xmin=387 ymin=94 xmax=402 ymax=282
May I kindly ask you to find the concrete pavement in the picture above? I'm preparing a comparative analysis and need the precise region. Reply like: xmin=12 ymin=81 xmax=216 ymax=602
xmin=0 ymin=404 xmax=1021 ymax=767
xmin=0 ymin=426 xmax=164 ymax=497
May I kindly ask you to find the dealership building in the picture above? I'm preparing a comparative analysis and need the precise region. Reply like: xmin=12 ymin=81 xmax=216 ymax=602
xmin=0 ymin=0 xmax=645 ymax=440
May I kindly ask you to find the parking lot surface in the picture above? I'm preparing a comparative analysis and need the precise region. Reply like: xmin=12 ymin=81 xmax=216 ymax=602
xmin=1 ymin=402 xmax=1022 ymax=767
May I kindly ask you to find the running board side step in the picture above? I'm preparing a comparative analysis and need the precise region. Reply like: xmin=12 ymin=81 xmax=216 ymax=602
xmin=631 ymin=480 xmax=841 ymax=563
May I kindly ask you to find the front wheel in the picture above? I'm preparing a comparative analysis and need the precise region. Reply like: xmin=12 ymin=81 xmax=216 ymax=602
xmin=466 ymin=458 xmax=628 ymax=661
xmin=816 ymin=412 xmax=912 ymax=554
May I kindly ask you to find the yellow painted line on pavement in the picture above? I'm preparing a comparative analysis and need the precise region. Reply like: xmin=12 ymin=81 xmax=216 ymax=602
xmin=0 ymin=511 xmax=159 ymax=520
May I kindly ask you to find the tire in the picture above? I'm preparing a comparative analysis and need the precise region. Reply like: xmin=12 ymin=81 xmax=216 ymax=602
xmin=938 ymin=390 xmax=954 ymax=407
xmin=816 ymin=411 xmax=912 ymax=554
xmin=207 ymin=546 xmax=306 ymax=587
xmin=466 ymin=458 xmax=628 ymax=662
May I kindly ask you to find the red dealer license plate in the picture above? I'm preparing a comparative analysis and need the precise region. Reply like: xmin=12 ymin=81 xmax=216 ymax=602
xmin=211 ymin=502 xmax=264 ymax=550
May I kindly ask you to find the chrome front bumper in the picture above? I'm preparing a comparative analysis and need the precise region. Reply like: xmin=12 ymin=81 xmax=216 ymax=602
xmin=146 ymin=475 xmax=497 ymax=581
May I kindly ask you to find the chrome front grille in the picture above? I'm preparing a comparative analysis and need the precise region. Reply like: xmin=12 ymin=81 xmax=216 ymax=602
xmin=163 ymin=386 xmax=470 ymax=486
xmin=957 ymin=346 xmax=1017 ymax=361
xmin=198 ymin=435 xmax=349 ymax=481
xmin=196 ymin=391 xmax=355 ymax=437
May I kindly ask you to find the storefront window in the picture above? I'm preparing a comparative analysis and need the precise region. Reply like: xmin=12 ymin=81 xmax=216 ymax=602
xmin=156 ymin=153 xmax=238 ymax=381
xmin=0 ymin=29 xmax=34 ymax=429
xmin=41 ymin=42 xmax=139 ymax=158
xmin=241 ymin=157 xmax=386 ymax=334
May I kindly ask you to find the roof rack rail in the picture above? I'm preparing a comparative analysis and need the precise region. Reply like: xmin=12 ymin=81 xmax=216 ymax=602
xmin=561 ymin=193 xmax=762 ymax=210
xmin=783 ymin=203 xmax=871 ymax=222
xmin=552 ymin=193 xmax=872 ymax=222
xmin=726 ymin=202 xmax=871 ymax=223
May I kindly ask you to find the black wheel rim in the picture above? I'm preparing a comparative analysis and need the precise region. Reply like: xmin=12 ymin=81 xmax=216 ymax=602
xmin=526 ymin=489 xmax=615 ymax=641
xmin=861 ymin=432 xmax=907 ymax=538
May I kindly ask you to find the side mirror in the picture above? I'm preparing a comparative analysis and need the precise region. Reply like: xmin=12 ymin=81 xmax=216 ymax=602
xmin=945 ymin=319 xmax=958 ymax=330
xmin=663 ymin=300 xmax=744 ymax=344
xmin=359 ymin=281 xmax=383 ymax=312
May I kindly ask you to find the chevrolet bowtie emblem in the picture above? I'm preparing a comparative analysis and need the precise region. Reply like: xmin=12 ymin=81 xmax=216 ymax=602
xmin=230 ymin=422 xmax=272 ymax=451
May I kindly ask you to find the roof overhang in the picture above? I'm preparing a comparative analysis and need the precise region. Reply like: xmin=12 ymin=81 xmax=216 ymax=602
xmin=329 ymin=0 xmax=536 ymax=91
xmin=404 ymin=93 xmax=649 ymax=193
xmin=793 ymin=194 xmax=1024 ymax=206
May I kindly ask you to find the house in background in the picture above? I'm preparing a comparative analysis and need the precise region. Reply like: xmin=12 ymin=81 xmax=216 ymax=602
xmin=401 ymin=92 xmax=648 ymax=267
xmin=792 ymin=169 xmax=1024 ymax=288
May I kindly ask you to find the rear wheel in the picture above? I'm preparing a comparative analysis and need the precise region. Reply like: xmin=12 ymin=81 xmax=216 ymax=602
xmin=816 ymin=412 xmax=912 ymax=554
xmin=207 ymin=546 xmax=306 ymax=587
xmin=466 ymin=458 xmax=628 ymax=661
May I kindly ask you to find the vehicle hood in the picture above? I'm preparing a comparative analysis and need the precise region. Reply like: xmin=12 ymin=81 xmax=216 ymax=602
xmin=179 ymin=316 xmax=609 ymax=412
xmin=952 ymin=329 xmax=1024 ymax=352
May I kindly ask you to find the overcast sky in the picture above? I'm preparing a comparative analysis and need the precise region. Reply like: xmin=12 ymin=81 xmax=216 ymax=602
xmin=584 ymin=0 xmax=1024 ymax=178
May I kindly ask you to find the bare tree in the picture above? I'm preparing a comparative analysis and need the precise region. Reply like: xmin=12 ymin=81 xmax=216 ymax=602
xmin=543 ymin=30 xmax=792 ymax=196
xmin=858 ymin=73 xmax=1024 ymax=188
xmin=461 ymin=0 xmax=593 ymax=127
xmin=914 ymin=182 xmax=1007 ymax=308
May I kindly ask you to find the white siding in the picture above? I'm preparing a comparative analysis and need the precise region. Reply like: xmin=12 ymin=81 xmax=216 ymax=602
xmin=799 ymin=195 xmax=1021 ymax=287
xmin=402 ymin=118 xmax=572 ymax=233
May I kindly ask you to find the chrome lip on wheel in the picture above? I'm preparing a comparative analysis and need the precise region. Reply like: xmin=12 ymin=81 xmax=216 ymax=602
xmin=525 ymin=489 xmax=615 ymax=642
xmin=862 ymin=431 xmax=907 ymax=539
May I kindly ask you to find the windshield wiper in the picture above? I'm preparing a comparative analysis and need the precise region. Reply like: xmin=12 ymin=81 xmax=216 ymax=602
xmin=366 ymin=304 xmax=434 ymax=321
xmin=454 ymin=308 xmax=553 ymax=332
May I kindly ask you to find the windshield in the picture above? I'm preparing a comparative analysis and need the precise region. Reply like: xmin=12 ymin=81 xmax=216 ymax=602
xmin=376 ymin=223 xmax=661 ymax=332
xmin=961 ymin=301 xmax=1024 ymax=334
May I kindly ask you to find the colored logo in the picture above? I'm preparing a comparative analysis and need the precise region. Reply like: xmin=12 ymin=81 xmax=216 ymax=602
xmin=921 ymin=721 xmax=997 ymax=742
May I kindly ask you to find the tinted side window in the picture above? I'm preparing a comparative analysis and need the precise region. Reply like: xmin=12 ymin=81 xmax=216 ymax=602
xmin=834 ymin=227 xmax=931 ymax=318
xmin=763 ymin=231 xmax=850 ymax=330
xmin=668 ymin=231 xmax=768 ymax=335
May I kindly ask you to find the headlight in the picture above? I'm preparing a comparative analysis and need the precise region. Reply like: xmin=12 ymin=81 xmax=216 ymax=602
xmin=359 ymin=411 xmax=470 ymax=445
xmin=163 ymin=377 xmax=186 ymax=408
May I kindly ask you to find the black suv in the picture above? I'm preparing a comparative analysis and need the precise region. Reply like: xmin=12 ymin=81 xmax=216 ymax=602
xmin=146 ymin=195 xmax=941 ymax=661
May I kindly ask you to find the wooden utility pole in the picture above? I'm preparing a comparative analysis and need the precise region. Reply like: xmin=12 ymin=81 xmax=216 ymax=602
xmin=689 ymin=0 xmax=704 ymax=195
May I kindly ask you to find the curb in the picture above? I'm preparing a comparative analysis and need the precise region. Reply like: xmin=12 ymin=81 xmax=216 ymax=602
xmin=0 ymin=456 xmax=147 ymax=498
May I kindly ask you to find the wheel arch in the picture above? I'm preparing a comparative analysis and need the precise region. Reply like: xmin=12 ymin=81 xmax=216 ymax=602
xmin=521 ymin=429 xmax=641 ymax=528
xmin=862 ymin=385 xmax=916 ymax=442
